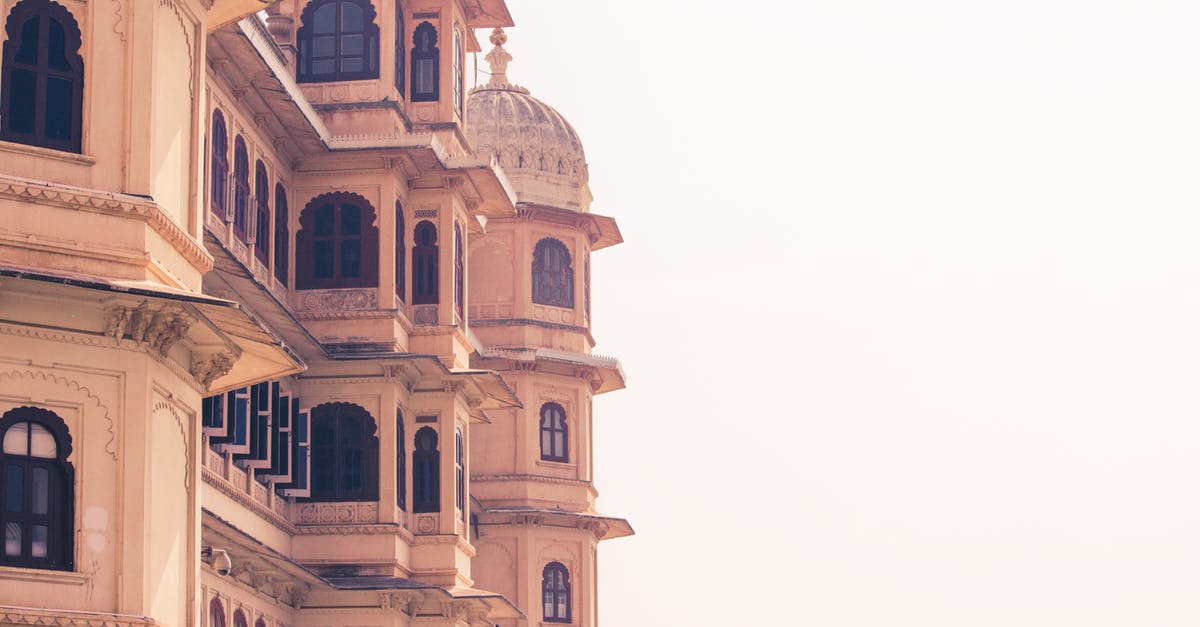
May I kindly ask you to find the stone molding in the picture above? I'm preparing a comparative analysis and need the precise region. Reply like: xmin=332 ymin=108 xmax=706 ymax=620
xmin=0 ymin=366 xmax=118 ymax=460
xmin=0 ymin=175 xmax=214 ymax=272
xmin=0 ymin=605 xmax=154 ymax=626
xmin=293 ymin=501 xmax=378 ymax=525
xmin=294 ymin=288 xmax=378 ymax=312
xmin=202 ymin=467 xmax=296 ymax=534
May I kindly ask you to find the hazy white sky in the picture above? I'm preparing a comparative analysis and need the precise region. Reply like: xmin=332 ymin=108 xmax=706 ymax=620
xmin=482 ymin=1 xmax=1200 ymax=624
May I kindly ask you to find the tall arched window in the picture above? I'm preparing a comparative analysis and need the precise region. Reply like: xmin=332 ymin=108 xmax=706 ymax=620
xmin=454 ymin=429 xmax=464 ymax=512
xmin=273 ymin=183 xmax=289 ymax=283
xmin=452 ymin=29 xmax=463 ymax=115
xmin=232 ymin=137 xmax=250 ymax=240
xmin=297 ymin=0 xmax=380 ymax=83
xmin=542 ymin=562 xmax=571 ymax=623
xmin=584 ymin=257 xmax=591 ymax=320
xmin=412 ymin=220 xmax=438 ymax=305
xmin=0 ymin=0 xmax=84 ymax=153
xmin=394 ymin=8 xmax=405 ymax=96
xmin=0 ymin=407 xmax=74 ymax=571
xmin=395 ymin=202 xmax=405 ymax=303
xmin=254 ymin=161 xmax=270 ymax=264
xmin=209 ymin=598 xmax=226 ymax=627
xmin=454 ymin=223 xmax=464 ymax=321
xmin=412 ymin=427 xmax=439 ymax=513
xmin=410 ymin=22 xmax=438 ymax=102
xmin=210 ymin=110 xmax=229 ymax=219
xmin=533 ymin=238 xmax=574 ymax=308
xmin=296 ymin=192 xmax=380 ymax=289
xmin=232 ymin=609 xmax=248 ymax=627
xmin=539 ymin=402 xmax=568 ymax=463
xmin=255 ymin=619 xmax=266 ymax=627
xmin=306 ymin=403 xmax=378 ymax=502
xmin=396 ymin=408 xmax=405 ymax=511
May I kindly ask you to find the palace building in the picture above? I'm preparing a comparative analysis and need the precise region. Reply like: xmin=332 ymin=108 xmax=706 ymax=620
xmin=0 ymin=1 xmax=631 ymax=626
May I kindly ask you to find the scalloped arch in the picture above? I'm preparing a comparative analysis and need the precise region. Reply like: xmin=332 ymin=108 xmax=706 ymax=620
xmin=0 ymin=369 xmax=116 ymax=459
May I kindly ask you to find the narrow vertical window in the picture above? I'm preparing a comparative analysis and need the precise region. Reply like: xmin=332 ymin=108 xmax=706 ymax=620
xmin=274 ymin=183 xmax=289 ymax=283
xmin=454 ymin=223 xmax=464 ymax=321
xmin=296 ymin=192 xmax=380 ymax=289
xmin=233 ymin=137 xmax=250 ymax=241
xmin=412 ymin=427 xmax=439 ymax=513
xmin=0 ymin=0 xmax=84 ymax=153
xmin=297 ymin=0 xmax=380 ymax=83
xmin=0 ymin=407 xmax=74 ymax=571
xmin=412 ymin=220 xmax=438 ymax=305
xmin=209 ymin=598 xmax=226 ymax=627
xmin=454 ymin=429 xmax=464 ymax=513
xmin=254 ymin=161 xmax=271 ymax=265
xmin=396 ymin=408 xmax=406 ymax=510
xmin=584 ymin=256 xmax=591 ymax=320
xmin=394 ymin=7 xmax=405 ymax=96
xmin=232 ymin=610 xmax=248 ymax=627
xmin=453 ymin=28 xmax=463 ymax=115
xmin=539 ymin=403 xmax=568 ymax=463
xmin=304 ymin=403 xmax=379 ymax=502
xmin=410 ymin=22 xmax=439 ymax=102
xmin=210 ymin=110 xmax=229 ymax=219
xmin=542 ymin=562 xmax=571 ymax=623
xmin=395 ymin=202 xmax=406 ymax=303
xmin=532 ymin=238 xmax=574 ymax=308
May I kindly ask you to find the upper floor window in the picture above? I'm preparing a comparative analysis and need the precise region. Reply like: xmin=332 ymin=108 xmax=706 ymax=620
xmin=452 ymin=29 xmax=463 ymax=115
xmin=296 ymin=192 xmax=380 ymax=290
xmin=307 ymin=403 xmax=379 ymax=502
xmin=273 ymin=183 xmax=289 ymax=284
xmin=584 ymin=257 xmax=591 ymax=319
xmin=542 ymin=562 xmax=572 ymax=623
xmin=232 ymin=609 xmax=248 ymax=627
xmin=396 ymin=408 xmax=405 ymax=511
xmin=254 ymin=161 xmax=270 ymax=265
xmin=454 ymin=223 xmax=464 ymax=321
xmin=210 ymin=110 xmax=229 ymax=219
xmin=209 ymin=598 xmax=225 ymax=627
xmin=539 ymin=402 xmax=568 ymax=463
xmin=454 ymin=428 xmax=464 ymax=512
xmin=394 ymin=8 xmax=405 ymax=96
xmin=297 ymin=0 xmax=380 ymax=83
xmin=412 ymin=426 xmax=439 ymax=513
xmin=255 ymin=619 xmax=266 ymax=627
xmin=0 ymin=407 xmax=74 ymax=571
xmin=410 ymin=22 xmax=438 ymax=102
xmin=412 ymin=220 xmax=438 ymax=305
xmin=395 ymin=202 xmax=405 ymax=303
xmin=0 ymin=0 xmax=84 ymax=153
xmin=233 ymin=137 xmax=250 ymax=240
xmin=533 ymin=238 xmax=574 ymax=308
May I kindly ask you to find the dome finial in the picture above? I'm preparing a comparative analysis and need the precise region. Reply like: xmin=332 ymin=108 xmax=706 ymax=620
xmin=485 ymin=28 xmax=513 ymax=88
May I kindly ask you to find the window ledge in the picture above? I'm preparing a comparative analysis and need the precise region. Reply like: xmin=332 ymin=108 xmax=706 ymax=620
xmin=0 ymin=564 xmax=89 ymax=585
xmin=0 ymin=140 xmax=96 ymax=166
xmin=536 ymin=459 xmax=576 ymax=470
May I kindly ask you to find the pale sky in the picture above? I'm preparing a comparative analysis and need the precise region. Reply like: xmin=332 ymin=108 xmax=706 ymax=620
xmin=481 ymin=1 xmax=1200 ymax=624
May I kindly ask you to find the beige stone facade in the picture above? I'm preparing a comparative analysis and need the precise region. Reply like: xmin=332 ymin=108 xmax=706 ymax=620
xmin=0 ymin=1 xmax=629 ymax=625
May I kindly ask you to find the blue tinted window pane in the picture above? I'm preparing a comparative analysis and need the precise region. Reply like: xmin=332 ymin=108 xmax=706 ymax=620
xmin=341 ymin=34 xmax=363 ymax=55
xmin=4 ymin=466 xmax=23 ymax=512
xmin=30 ymin=525 xmax=47 ymax=558
xmin=14 ymin=17 xmax=39 ymax=65
xmin=313 ymin=4 xmax=336 ymax=33
xmin=342 ymin=3 xmax=364 ymax=31
xmin=342 ymin=448 xmax=361 ymax=490
xmin=312 ymin=60 xmax=335 ymax=75
xmin=341 ymin=58 xmax=363 ymax=73
xmin=313 ymin=241 xmax=334 ymax=279
xmin=313 ymin=36 xmax=335 ymax=58
xmin=315 ymin=205 xmax=335 ymax=235
xmin=47 ymin=19 xmax=69 ymax=71
xmin=4 ymin=523 xmax=20 ymax=556
xmin=340 ymin=240 xmax=361 ymax=278
xmin=8 ymin=71 xmax=37 ymax=134
xmin=340 ymin=205 xmax=361 ymax=234
xmin=31 ymin=468 xmax=48 ymax=515
xmin=45 ymin=76 xmax=73 ymax=140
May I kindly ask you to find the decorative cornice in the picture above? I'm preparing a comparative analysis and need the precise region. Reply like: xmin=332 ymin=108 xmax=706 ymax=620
xmin=0 ymin=175 xmax=214 ymax=272
xmin=0 ymin=606 xmax=154 ymax=626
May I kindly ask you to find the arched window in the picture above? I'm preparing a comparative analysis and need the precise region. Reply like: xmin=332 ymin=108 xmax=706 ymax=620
xmin=533 ymin=238 xmax=574 ymax=308
xmin=542 ymin=562 xmax=571 ymax=623
xmin=297 ymin=0 xmax=380 ymax=83
xmin=210 ymin=110 xmax=229 ymax=219
xmin=452 ymin=29 xmax=463 ymax=115
xmin=232 ymin=137 xmax=250 ymax=241
xmin=395 ymin=202 xmax=405 ymax=302
xmin=255 ymin=619 xmax=266 ymax=627
xmin=396 ymin=407 xmax=405 ymax=511
xmin=412 ymin=427 xmax=439 ymax=513
xmin=454 ymin=223 xmax=464 ymax=321
xmin=394 ymin=8 xmax=405 ymax=96
xmin=296 ymin=192 xmax=380 ymax=289
xmin=232 ymin=609 xmax=248 ymax=627
xmin=0 ymin=407 xmax=74 ymax=571
xmin=273 ymin=183 xmax=289 ymax=283
xmin=412 ymin=220 xmax=438 ymax=305
xmin=306 ymin=403 xmax=378 ymax=502
xmin=584 ymin=257 xmax=591 ymax=320
xmin=410 ymin=22 xmax=438 ymax=102
xmin=454 ymin=429 xmax=464 ymax=512
xmin=254 ymin=161 xmax=270 ymax=264
xmin=0 ymin=0 xmax=84 ymax=153
xmin=539 ymin=402 xmax=568 ymax=463
xmin=209 ymin=597 xmax=226 ymax=627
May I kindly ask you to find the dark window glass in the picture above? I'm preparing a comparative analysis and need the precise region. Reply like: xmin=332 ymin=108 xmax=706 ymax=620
xmin=532 ymin=238 xmax=575 ymax=308
xmin=454 ymin=430 xmax=464 ymax=513
xmin=412 ymin=221 xmax=438 ymax=305
xmin=396 ymin=409 xmax=405 ymax=510
xmin=274 ymin=184 xmax=289 ymax=283
xmin=0 ymin=407 xmax=74 ymax=571
xmin=412 ymin=427 xmax=439 ymax=513
xmin=395 ymin=203 xmax=406 ymax=302
xmin=297 ymin=193 xmax=379 ymax=289
xmin=542 ymin=562 xmax=572 ymax=623
xmin=1 ymin=1 xmax=85 ymax=153
xmin=232 ymin=137 xmax=250 ymax=241
xmin=303 ymin=403 xmax=378 ymax=502
xmin=210 ymin=598 xmax=225 ymax=627
xmin=210 ymin=110 xmax=229 ymax=218
xmin=410 ymin=22 xmax=439 ymax=102
xmin=233 ymin=610 xmax=248 ymax=627
xmin=254 ymin=161 xmax=271 ymax=264
xmin=454 ymin=223 xmax=465 ymax=322
xmin=297 ymin=0 xmax=379 ymax=83
xmin=394 ymin=10 xmax=405 ymax=96
xmin=453 ymin=30 xmax=463 ymax=115
xmin=539 ymin=403 xmax=569 ymax=462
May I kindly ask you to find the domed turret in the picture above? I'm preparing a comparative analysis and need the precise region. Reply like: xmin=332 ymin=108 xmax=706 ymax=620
xmin=465 ymin=29 xmax=593 ymax=212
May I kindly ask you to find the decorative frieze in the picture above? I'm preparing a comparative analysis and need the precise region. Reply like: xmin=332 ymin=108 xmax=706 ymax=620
xmin=103 ymin=301 xmax=193 ymax=357
xmin=412 ymin=304 xmax=438 ymax=326
xmin=294 ymin=288 xmax=378 ymax=312
xmin=294 ymin=501 xmax=378 ymax=525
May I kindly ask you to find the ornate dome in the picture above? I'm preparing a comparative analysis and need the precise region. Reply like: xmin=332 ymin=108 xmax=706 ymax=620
xmin=465 ymin=30 xmax=592 ymax=212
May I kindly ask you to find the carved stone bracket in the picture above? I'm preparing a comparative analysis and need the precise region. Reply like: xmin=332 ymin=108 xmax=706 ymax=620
xmin=103 ymin=301 xmax=193 ymax=357
xmin=190 ymin=351 xmax=236 ymax=389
